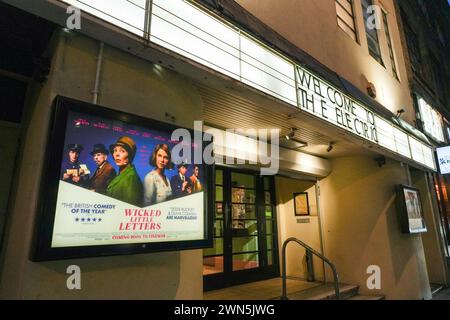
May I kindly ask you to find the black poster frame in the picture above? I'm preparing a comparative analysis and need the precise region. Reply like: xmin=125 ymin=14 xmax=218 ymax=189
xmin=32 ymin=96 xmax=214 ymax=261
xmin=395 ymin=184 xmax=427 ymax=234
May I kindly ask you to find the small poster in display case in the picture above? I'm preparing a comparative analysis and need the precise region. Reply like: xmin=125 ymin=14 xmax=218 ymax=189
xmin=395 ymin=185 xmax=427 ymax=234
xmin=294 ymin=192 xmax=310 ymax=216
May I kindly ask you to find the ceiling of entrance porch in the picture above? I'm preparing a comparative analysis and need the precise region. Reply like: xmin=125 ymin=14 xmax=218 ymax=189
xmin=196 ymin=82 xmax=378 ymax=159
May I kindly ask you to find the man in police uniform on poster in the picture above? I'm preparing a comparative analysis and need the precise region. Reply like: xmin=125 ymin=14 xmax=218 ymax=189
xmin=61 ymin=143 xmax=89 ymax=187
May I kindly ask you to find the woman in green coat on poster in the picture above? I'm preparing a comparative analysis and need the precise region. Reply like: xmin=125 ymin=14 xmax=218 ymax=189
xmin=107 ymin=136 xmax=143 ymax=207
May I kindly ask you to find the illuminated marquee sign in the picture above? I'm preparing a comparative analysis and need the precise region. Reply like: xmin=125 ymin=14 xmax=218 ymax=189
xmin=56 ymin=0 xmax=436 ymax=171
xmin=418 ymin=97 xmax=445 ymax=143
xmin=150 ymin=0 xmax=296 ymax=105
xmin=296 ymin=67 xmax=378 ymax=144
xmin=296 ymin=66 xmax=435 ymax=170
xmin=62 ymin=0 xmax=147 ymax=36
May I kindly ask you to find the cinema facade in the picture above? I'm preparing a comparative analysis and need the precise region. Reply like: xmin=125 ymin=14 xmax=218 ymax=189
xmin=0 ymin=0 xmax=448 ymax=300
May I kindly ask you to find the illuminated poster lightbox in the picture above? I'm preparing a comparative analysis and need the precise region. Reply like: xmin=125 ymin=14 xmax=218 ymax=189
xmin=33 ymin=96 xmax=213 ymax=261
xmin=395 ymin=185 xmax=427 ymax=234
xmin=436 ymin=146 xmax=450 ymax=175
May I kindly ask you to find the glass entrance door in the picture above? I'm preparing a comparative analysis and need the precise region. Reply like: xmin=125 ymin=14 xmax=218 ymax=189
xmin=203 ymin=167 xmax=279 ymax=291
xmin=231 ymin=172 xmax=259 ymax=271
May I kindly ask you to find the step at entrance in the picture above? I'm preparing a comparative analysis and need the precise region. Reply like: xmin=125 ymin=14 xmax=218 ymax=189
xmin=204 ymin=278 xmax=385 ymax=300
xmin=286 ymin=283 xmax=384 ymax=300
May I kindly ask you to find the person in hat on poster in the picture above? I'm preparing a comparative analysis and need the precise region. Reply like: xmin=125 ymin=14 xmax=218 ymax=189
xmin=87 ymin=143 xmax=116 ymax=194
xmin=106 ymin=136 xmax=143 ymax=207
xmin=143 ymin=144 xmax=174 ymax=206
xmin=170 ymin=162 xmax=192 ymax=199
xmin=61 ymin=143 xmax=89 ymax=187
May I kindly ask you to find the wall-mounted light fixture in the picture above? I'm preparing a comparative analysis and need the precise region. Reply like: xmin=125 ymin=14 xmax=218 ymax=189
xmin=280 ymin=127 xmax=308 ymax=149
xmin=395 ymin=109 xmax=405 ymax=120
xmin=327 ymin=142 xmax=335 ymax=152
xmin=367 ymin=82 xmax=377 ymax=98
xmin=285 ymin=127 xmax=297 ymax=140
xmin=375 ymin=156 xmax=386 ymax=167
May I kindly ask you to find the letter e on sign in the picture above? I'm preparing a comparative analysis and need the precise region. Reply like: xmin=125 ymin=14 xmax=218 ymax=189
xmin=66 ymin=265 xmax=81 ymax=290
xmin=366 ymin=265 xmax=381 ymax=290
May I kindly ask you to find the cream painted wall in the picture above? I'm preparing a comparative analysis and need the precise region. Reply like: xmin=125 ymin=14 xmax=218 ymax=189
xmin=0 ymin=31 xmax=204 ymax=299
xmin=235 ymin=0 xmax=415 ymax=123
xmin=319 ymin=156 xmax=432 ymax=299
xmin=276 ymin=176 xmax=325 ymax=281
xmin=410 ymin=169 xmax=448 ymax=285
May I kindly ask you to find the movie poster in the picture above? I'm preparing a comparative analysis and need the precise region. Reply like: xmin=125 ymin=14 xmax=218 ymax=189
xmin=51 ymin=110 xmax=205 ymax=248
xmin=403 ymin=188 xmax=426 ymax=233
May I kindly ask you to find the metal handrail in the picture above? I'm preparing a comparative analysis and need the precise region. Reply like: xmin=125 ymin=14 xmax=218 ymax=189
xmin=281 ymin=237 xmax=340 ymax=300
